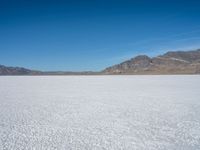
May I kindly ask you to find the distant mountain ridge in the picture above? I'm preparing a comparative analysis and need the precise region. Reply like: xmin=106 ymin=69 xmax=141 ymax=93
xmin=103 ymin=49 xmax=200 ymax=74
xmin=1 ymin=49 xmax=200 ymax=75
xmin=0 ymin=65 xmax=98 ymax=75
xmin=0 ymin=65 xmax=41 ymax=75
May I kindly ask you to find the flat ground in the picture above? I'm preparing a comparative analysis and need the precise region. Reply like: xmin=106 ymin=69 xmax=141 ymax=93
xmin=0 ymin=76 xmax=200 ymax=150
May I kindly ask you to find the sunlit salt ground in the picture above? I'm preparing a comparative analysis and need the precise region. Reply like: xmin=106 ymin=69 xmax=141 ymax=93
xmin=0 ymin=76 xmax=200 ymax=150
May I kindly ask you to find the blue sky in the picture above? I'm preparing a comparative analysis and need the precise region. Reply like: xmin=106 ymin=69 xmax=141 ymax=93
xmin=1 ymin=0 xmax=200 ymax=71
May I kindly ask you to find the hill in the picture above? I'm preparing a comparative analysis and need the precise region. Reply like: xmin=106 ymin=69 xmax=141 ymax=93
xmin=1 ymin=49 xmax=200 ymax=75
xmin=103 ymin=49 xmax=200 ymax=74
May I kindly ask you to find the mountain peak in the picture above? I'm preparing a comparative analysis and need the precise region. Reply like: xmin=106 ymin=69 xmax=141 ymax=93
xmin=131 ymin=55 xmax=150 ymax=60
xmin=1 ymin=49 xmax=200 ymax=75
xmin=103 ymin=49 xmax=200 ymax=74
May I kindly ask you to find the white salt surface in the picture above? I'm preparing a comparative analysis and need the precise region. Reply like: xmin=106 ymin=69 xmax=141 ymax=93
xmin=0 ymin=75 xmax=200 ymax=150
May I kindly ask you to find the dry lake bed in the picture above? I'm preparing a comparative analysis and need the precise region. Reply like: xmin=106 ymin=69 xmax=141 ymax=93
xmin=0 ymin=75 xmax=200 ymax=150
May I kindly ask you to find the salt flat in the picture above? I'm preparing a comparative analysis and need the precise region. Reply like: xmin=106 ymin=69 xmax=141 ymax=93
xmin=0 ymin=75 xmax=200 ymax=150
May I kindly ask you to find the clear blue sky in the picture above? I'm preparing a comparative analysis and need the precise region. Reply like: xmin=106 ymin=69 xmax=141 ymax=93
xmin=1 ymin=0 xmax=200 ymax=71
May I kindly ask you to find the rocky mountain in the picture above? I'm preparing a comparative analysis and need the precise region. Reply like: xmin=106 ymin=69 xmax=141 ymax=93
xmin=1 ymin=49 xmax=200 ymax=75
xmin=103 ymin=49 xmax=200 ymax=74
xmin=0 ymin=65 xmax=99 ymax=75
xmin=0 ymin=65 xmax=41 ymax=75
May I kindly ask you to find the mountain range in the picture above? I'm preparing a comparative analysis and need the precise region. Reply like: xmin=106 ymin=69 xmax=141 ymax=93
xmin=103 ymin=49 xmax=200 ymax=74
xmin=1 ymin=49 xmax=200 ymax=75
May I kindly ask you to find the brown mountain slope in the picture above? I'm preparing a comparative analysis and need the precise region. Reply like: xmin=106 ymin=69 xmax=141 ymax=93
xmin=1 ymin=49 xmax=200 ymax=75
xmin=103 ymin=49 xmax=200 ymax=74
